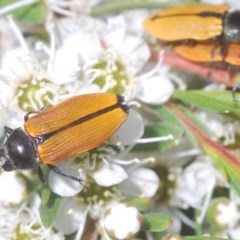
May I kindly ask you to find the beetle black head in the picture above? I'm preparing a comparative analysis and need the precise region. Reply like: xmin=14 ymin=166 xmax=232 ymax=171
xmin=224 ymin=10 xmax=240 ymax=43
xmin=0 ymin=127 xmax=39 ymax=172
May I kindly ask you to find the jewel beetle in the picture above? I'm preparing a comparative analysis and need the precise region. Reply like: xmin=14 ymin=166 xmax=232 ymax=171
xmin=0 ymin=93 xmax=129 ymax=183
xmin=143 ymin=3 xmax=240 ymax=43
xmin=173 ymin=43 xmax=240 ymax=67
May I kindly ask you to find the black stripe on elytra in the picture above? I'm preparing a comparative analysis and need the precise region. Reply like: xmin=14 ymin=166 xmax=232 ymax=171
xmin=37 ymin=95 xmax=129 ymax=143
xmin=151 ymin=12 xmax=224 ymax=21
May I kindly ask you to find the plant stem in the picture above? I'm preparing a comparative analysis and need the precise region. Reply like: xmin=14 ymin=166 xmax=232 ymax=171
xmin=91 ymin=1 xmax=181 ymax=16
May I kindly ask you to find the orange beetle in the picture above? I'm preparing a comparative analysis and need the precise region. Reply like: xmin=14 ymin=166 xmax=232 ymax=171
xmin=143 ymin=3 xmax=240 ymax=43
xmin=0 ymin=93 xmax=129 ymax=183
xmin=173 ymin=43 xmax=240 ymax=67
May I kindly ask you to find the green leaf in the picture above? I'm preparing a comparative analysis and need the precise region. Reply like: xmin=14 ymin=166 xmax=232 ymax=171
xmin=121 ymin=198 xmax=151 ymax=211
xmin=40 ymin=187 xmax=61 ymax=228
xmin=229 ymin=173 xmax=240 ymax=198
xmin=133 ymin=122 xmax=183 ymax=152
xmin=0 ymin=0 xmax=46 ymax=24
xmin=141 ymin=213 xmax=172 ymax=232
xmin=156 ymin=105 xmax=198 ymax=146
xmin=173 ymin=90 xmax=240 ymax=121
xmin=184 ymin=237 xmax=227 ymax=240
xmin=41 ymin=186 xmax=51 ymax=204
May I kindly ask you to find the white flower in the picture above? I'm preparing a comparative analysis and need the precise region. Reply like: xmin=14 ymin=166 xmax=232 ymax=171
xmin=0 ymin=107 xmax=15 ymax=138
xmin=196 ymin=111 xmax=236 ymax=145
xmin=93 ymin=163 xmax=128 ymax=186
xmin=216 ymin=200 xmax=240 ymax=229
xmin=226 ymin=0 xmax=240 ymax=9
xmin=0 ymin=172 xmax=26 ymax=205
xmin=0 ymin=18 xmax=59 ymax=116
xmin=0 ymin=18 xmax=19 ymax=50
xmin=113 ymin=109 xmax=144 ymax=145
xmin=48 ymin=45 xmax=81 ymax=85
xmin=48 ymin=158 xmax=85 ymax=197
xmin=104 ymin=204 xmax=143 ymax=239
xmin=103 ymin=16 xmax=150 ymax=74
xmin=50 ymin=15 xmax=174 ymax=104
xmin=121 ymin=167 xmax=159 ymax=198
xmin=224 ymin=227 xmax=240 ymax=240
xmin=136 ymin=72 xmax=174 ymax=105
xmin=0 ymin=193 xmax=63 ymax=239
xmin=46 ymin=0 xmax=102 ymax=16
xmin=122 ymin=9 xmax=155 ymax=34
xmin=53 ymin=197 xmax=88 ymax=235
xmin=174 ymin=159 xmax=226 ymax=209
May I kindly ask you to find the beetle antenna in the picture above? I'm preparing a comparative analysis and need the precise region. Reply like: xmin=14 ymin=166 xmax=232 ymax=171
xmin=4 ymin=126 xmax=14 ymax=137
xmin=47 ymin=164 xmax=84 ymax=184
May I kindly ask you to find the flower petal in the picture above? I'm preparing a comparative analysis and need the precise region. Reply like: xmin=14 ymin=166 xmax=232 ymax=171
xmin=93 ymin=163 xmax=128 ymax=186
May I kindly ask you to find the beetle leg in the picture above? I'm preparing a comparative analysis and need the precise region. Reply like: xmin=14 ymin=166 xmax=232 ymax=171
xmin=0 ymin=148 xmax=4 ymax=157
xmin=35 ymin=166 xmax=46 ymax=184
xmin=24 ymin=110 xmax=40 ymax=122
xmin=47 ymin=164 xmax=83 ymax=184
xmin=232 ymin=83 xmax=240 ymax=104
xmin=219 ymin=41 xmax=228 ymax=59
xmin=4 ymin=126 xmax=14 ymax=137
xmin=102 ymin=143 xmax=123 ymax=153
xmin=24 ymin=106 xmax=50 ymax=122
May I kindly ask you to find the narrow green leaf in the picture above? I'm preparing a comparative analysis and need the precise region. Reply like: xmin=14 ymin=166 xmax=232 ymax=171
xmin=179 ymin=106 xmax=216 ymax=139
xmin=133 ymin=122 xmax=183 ymax=152
xmin=185 ymin=237 xmax=227 ymax=240
xmin=0 ymin=0 xmax=46 ymax=24
xmin=166 ymin=103 xmax=240 ymax=197
xmin=40 ymin=187 xmax=61 ymax=228
xmin=141 ymin=213 xmax=172 ymax=232
xmin=173 ymin=90 xmax=240 ymax=121
xmin=229 ymin=173 xmax=240 ymax=198
xmin=156 ymin=105 xmax=198 ymax=146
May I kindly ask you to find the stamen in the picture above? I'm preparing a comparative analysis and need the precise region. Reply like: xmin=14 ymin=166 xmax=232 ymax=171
xmin=173 ymin=148 xmax=202 ymax=158
xmin=128 ymin=100 xmax=141 ymax=108
xmin=127 ymin=157 xmax=155 ymax=172
xmin=45 ymin=18 xmax=56 ymax=73
xmin=197 ymin=179 xmax=216 ymax=224
xmin=74 ymin=211 xmax=88 ymax=240
xmin=113 ymin=158 xmax=140 ymax=165
xmin=136 ymin=135 xmax=174 ymax=144
xmin=136 ymin=50 xmax=164 ymax=81
xmin=175 ymin=208 xmax=196 ymax=229
xmin=7 ymin=16 xmax=29 ymax=53
xmin=51 ymin=5 xmax=76 ymax=17
xmin=50 ymin=0 xmax=71 ymax=7
xmin=169 ymin=73 xmax=186 ymax=90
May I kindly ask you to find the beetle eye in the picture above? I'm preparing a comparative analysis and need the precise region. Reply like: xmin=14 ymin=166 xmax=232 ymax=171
xmin=0 ymin=148 xmax=6 ymax=167
xmin=0 ymin=148 xmax=13 ymax=171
